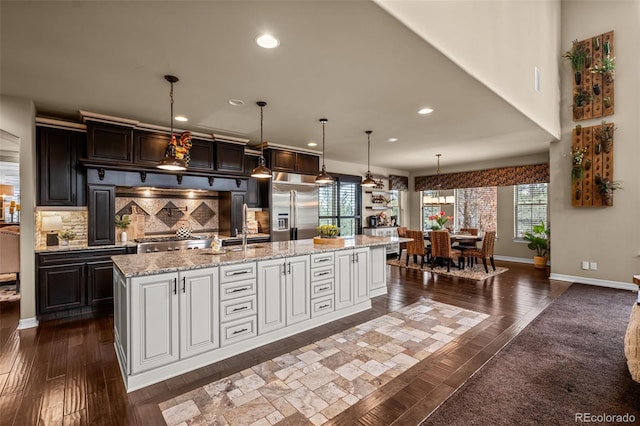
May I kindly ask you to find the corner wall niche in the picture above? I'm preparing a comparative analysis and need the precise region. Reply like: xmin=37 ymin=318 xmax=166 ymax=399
xmin=571 ymin=122 xmax=615 ymax=207
xmin=568 ymin=31 xmax=615 ymax=122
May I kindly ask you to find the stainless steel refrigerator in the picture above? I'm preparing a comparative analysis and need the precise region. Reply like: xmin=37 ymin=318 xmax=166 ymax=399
xmin=271 ymin=173 xmax=319 ymax=241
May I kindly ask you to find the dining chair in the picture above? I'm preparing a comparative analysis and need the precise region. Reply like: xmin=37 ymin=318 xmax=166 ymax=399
xmin=430 ymin=230 xmax=464 ymax=272
xmin=397 ymin=226 xmax=408 ymax=260
xmin=404 ymin=229 xmax=429 ymax=268
xmin=458 ymin=227 xmax=479 ymax=264
xmin=460 ymin=231 xmax=496 ymax=273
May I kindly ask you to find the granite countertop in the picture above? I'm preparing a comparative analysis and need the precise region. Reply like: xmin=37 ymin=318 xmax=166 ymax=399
xmin=113 ymin=235 xmax=411 ymax=278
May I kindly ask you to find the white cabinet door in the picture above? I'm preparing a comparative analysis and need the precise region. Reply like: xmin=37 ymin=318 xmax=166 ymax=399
xmin=335 ymin=249 xmax=354 ymax=311
xmin=130 ymin=272 xmax=179 ymax=374
xmin=257 ymin=258 xmax=286 ymax=334
xmin=179 ymin=268 xmax=220 ymax=359
xmin=353 ymin=247 xmax=370 ymax=305
xmin=369 ymin=246 xmax=387 ymax=295
xmin=286 ymin=255 xmax=311 ymax=326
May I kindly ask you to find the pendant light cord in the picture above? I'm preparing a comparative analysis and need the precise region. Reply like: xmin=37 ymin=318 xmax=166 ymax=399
xmin=169 ymin=81 xmax=174 ymax=138
xmin=367 ymin=132 xmax=371 ymax=173
xmin=260 ymin=105 xmax=264 ymax=159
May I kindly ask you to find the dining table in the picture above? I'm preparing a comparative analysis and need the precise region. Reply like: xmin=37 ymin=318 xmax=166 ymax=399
xmin=424 ymin=232 xmax=483 ymax=244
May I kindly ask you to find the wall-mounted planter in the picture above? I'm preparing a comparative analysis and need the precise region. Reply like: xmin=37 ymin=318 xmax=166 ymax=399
xmin=571 ymin=122 xmax=615 ymax=207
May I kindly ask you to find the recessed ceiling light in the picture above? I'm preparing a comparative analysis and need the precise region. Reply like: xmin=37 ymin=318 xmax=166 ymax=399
xmin=256 ymin=33 xmax=280 ymax=49
xmin=307 ymin=142 xmax=317 ymax=147
xmin=228 ymin=99 xmax=245 ymax=106
xmin=174 ymin=115 xmax=188 ymax=122
xmin=418 ymin=107 xmax=434 ymax=115
xmin=388 ymin=137 xmax=398 ymax=142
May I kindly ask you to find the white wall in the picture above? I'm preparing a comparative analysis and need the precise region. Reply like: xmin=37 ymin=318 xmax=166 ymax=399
xmin=550 ymin=1 xmax=640 ymax=285
xmin=375 ymin=0 xmax=561 ymax=139
xmin=0 ymin=95 xmax=36 ymax=323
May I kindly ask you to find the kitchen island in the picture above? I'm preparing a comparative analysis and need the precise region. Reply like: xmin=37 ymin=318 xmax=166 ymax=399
xmin=112 ymin=235 xmax=404 ymax=392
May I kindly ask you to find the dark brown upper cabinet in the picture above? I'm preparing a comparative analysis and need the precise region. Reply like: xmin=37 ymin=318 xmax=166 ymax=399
xmin=86 ymin=122 xmax=133 ymax=163
xmin=134 ymin=130 xmax=170 ymax=166
xmin=188 ymin=138 xmax=215 ymax=171
xmin=244 ymin=155 xmax=269 ymax=208
xmin=268 ymin=149 xmax=319 ymax=175
xmin=36 ymin=126 xmax=86 ymax=206
xmin=216 ymin=142 xmax=244 ymax=173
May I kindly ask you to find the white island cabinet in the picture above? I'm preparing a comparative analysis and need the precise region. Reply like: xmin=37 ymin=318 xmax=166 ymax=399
xmin=112 ymin=236 xmax=407 ymax=392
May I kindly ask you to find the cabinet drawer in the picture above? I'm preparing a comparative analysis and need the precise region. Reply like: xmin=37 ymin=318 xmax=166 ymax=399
xmin=221 ymin=316 xmax=257 ymax=346
xmin=220 ymin=295 xmax=257 ymax=323
xmin=220 ymin=278 xmax=257 ymax=301
xmin=311 ymin=295 xmax=334 ymax=318
xmin=311 ymin=265 xmax=334 ymax=282
xmin=311 ymin=252 xmax=334 ymax=268
xmin=220 ymin=263 xmax=256 ymax=283
xmin=312 ymin=279 xmax=334 ymax=298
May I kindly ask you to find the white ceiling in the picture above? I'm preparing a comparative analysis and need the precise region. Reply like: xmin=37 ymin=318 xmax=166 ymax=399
xmin=0 ymin=1 xmax=552 ymax=172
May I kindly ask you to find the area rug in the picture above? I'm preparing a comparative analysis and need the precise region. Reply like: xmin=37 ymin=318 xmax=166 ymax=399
xmin=387 ymin=258 xmax=508 ymax=281
xmin=0 ymin=284 xmax=20 ymax=303
xmin=159 ymin=299 xmax=490 ymax=425
xmin=423 ymin=284 xmax=640 ymax=425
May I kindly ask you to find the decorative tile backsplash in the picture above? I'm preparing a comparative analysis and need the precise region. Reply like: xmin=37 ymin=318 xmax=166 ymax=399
xmin=115 ymin=196 xmax=219 ymax=236
xmin=35 ymin=209 xmax=88 ymax=248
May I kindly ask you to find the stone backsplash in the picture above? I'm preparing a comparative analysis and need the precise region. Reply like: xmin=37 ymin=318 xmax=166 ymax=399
xmin=115 ymin=196 xmax=220 ymax=237
xmin=35 ymin=209 xmax=88 ymax=248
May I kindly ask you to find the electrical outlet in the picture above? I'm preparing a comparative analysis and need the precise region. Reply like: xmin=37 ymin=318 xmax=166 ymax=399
xmin=581 ymin=261 xmax=589 ymax=270
xmin=590 ymin=262 xmax=598 ymax=270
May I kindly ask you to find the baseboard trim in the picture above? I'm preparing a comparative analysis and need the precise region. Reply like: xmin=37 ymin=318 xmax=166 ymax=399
xmin=549 ymin=273 xmax=638 ymax=292
xmin=494 ymin=255 xmax=534 ymax=264
xmin=17 ymin=317 xmax=39 ymax=330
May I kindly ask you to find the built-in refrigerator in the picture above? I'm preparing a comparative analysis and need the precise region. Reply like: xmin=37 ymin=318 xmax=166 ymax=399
xmin=271 ymin=173 xmax=319 ymax=241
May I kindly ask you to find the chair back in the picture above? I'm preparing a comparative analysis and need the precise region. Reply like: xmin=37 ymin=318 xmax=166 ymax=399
xmin=460 ymin=227 xmax=479 ymax=236
xmin=481 ymin=231 xmax=496 ymax=257
xmin=405 ymin=230 xmax=427 ymax=256
xmin=430 ymin=230 xmax=452 ymax=258
xmin=397 ymin=226 xmax=407 ymax=238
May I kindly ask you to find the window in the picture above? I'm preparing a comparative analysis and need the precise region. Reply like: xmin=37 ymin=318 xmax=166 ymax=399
xmin=514 ymin=183 xmax=548 ymax=238
xmin=454 ymin=187 xmax=497 ymax=232
xmin=318 ymin=176 xmax=362 ymax=236
xmin=422 ymin=190 xmax=444 ymax=232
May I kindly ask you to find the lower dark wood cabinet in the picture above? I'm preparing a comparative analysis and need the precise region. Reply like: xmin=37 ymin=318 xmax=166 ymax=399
xmin=36 ymin=248 xmax=128 ymax=321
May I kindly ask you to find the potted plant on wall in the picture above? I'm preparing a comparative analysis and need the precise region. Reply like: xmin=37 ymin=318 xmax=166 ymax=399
xmin=595 ymin=175 xmax=623 ymax=206
xmin=523 ymin=221 xmax=550 ymax=269
xmin=590 ymin=56 xmax=616 ymax=83
xmin=572 ymin=90 xmax=593 ymax=120
xmin=563 ymin=39 xmax=588 ymax=85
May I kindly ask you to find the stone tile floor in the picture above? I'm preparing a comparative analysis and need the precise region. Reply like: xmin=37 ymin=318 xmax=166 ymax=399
xmin=160 ymin=298 xmax=489 ymax=426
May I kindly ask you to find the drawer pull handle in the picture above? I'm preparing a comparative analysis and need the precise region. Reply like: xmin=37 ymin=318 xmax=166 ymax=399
xmin=318 ymin=286 xmax=330 ymax=291
xmin=316 ymin=271 xmax=330 ymax=276
xmin=230 ymin=287 xmax=249 ymax=293
xmin=228 ymin=270 xmax=250 ymax=276
xmin=318 ymin=304 xmax=330 ymax=309
xmin=173 ymin=278 xmax=177 ymax=295
xmin=232 ymin=306 xmax=249 ymax=312
xmin=232 ymin=328 xmax=248 ymax=335
xmin=315 ymin=258 xmax=330 ymax=263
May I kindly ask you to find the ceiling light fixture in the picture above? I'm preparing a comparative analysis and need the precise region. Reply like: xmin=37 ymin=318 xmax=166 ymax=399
xmin=228 ymin=99 xmax=245 ymax=106
xmin=362 ymin=130 xmax=377 ymax=187
xmin=307 ymin=142 xmax=317 ymax=147
xmin=388 ymin=137 xmax=398 ymax=142
xmin=174 ymin=115 xmax=188 ymax=122
xmin=418 ymin=107 xmax=434 ymax=115
xmin=315 ymin=119 xmax=334 ymax=185
xmin=250 ymin=101 xmax=272 ymax=179
xmin=256 ymin=33 xmax=279 ymax=49
xmin=158 ymin=75 xmax=187 ymax=171
xmin=423 ymin=154 xmax=454 ymax=205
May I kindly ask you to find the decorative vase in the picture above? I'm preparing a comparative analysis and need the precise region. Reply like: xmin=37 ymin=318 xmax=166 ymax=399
xmin=603 ymin=41 xmax=610 ymax=56
xmin=533 ymin=255 xmax=547 ymax=269
xmin=592 ymin=84 xmax=600 ymax=96
xmin=602 ymin=190 xmax=613 ymax=206
xmin=121 ymin=230 xmax=128 ymax=242
xmin=60 ymin=239 xmax=69 ymax=247
xmin=574 ymin=71 xmax=582 ymax=86
xmin=575 ymin=125 xmax=582 ymax=136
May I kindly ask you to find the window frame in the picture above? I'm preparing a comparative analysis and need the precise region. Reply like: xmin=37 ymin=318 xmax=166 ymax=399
xmin=513 ymin=183 xmax=548 ymax=241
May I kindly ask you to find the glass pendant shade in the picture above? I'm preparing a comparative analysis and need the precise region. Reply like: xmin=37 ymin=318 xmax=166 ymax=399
xmin=316 ymin=118 xmax=334 ymax=184
xmin=251 ymin=101 xmax=272 ymax=179
xmin=158 ymin=75 xmax=187 ymax=171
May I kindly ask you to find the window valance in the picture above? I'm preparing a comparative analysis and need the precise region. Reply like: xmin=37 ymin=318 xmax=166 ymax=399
xmin=389 ymin=175 xmax=409 ymax=191
xmin=415 ymin=163 xmax=549 ymax=191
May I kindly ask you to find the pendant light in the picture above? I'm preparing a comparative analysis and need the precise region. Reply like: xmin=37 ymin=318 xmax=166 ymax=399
xmin=361 ymin=130 xmax=377 ymax=187
xmin=158 ymin=75 xmax=187 ymax=171
xmin=250 ymin=101 xmax=272 ymax=178
xmin=315 ymin=118 xmax=334 ymax=184
xmin=423 ymin=154 xmax=454 ymax=204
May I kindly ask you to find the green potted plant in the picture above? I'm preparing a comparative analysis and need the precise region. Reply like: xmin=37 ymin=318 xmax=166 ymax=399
xmin=57 ymin=229 xmax=76 ymax=247
xmin=595 ymin=175 xmax=623 ymax=206
xmin=523 ymin=221 xmax=550 ymax=269
xmin=594 ymin=120 xmax=615 ymax=153
xmin=590 ymin=56 xmax=615 ymax=83
xmin=562 ymin=39 xmax=588 ymax=84
xmin=115 ymin=214 xmax=131 ymax=242
xmin=572 ymin=90 xmax=593 ymax=120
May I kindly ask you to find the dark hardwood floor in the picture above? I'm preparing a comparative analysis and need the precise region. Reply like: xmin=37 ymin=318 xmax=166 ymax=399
xmin=0 ymin=261 xmax=570 ymax=426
